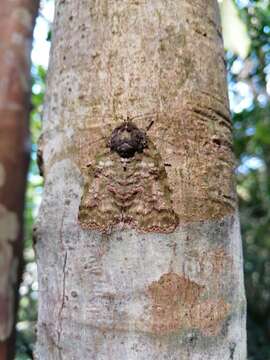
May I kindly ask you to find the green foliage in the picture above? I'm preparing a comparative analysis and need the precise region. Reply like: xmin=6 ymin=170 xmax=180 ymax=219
xmin=15 ymin=65 xmax=45 ymax=359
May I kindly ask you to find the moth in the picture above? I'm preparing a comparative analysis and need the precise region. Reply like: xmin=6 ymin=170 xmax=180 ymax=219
xmin=78 ymin=117 xmax=179 ymax=234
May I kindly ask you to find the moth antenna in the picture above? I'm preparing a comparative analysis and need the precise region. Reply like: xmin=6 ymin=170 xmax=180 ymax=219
xmin=86 ymin=135 xmax=107 ymax=146
xmin=130 ymin=111 xmax=158 ymax=122
xmin=146 ymin=120 xmax=154 ymax=132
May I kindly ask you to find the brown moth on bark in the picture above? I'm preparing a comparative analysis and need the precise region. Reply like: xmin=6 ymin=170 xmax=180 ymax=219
xmin=78 ymin=121 xmax=179 ymax=234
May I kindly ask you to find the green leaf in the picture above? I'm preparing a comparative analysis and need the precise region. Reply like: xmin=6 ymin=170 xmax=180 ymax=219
xmin=219 ymin=0 xmax=251 ymax=58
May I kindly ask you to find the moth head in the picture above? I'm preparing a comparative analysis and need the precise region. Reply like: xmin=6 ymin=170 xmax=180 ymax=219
xmin=109 ymin=121 xmax=147 ymax=158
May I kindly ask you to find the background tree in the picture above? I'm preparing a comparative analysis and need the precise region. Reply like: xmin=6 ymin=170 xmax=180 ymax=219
xmin=0 ymin=1 xmax=39 ymax=359
xmin=35 ymin=0 xmax=246 ymax=359
xmin=15 ymin=2 xmax=52 ymax=357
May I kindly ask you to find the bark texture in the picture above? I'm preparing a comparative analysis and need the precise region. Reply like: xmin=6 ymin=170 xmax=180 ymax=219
xmin=36 ymin=0 xmax=246 ymax=359
xmin=0 ymin=1 xmax=39 ymax=359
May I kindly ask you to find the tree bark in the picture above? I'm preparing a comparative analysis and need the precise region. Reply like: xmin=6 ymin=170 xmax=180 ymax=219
xmin=0 ymin=1 xmax=39 ymax=359
xmin=36 ymin=0 xmax=246 ymax=359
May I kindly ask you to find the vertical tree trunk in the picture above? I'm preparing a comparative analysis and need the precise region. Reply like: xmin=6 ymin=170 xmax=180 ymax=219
xmin=0 ymin=1 xmax=39 ymax=359
xmin=36 ymin=0 xmax=246 ymax=359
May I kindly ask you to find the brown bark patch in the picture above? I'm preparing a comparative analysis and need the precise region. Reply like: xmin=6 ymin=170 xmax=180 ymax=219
xmin=192 ymin=299 xmax=230 ymax=336
xmin=148 ymin=272 xmax=230 ymax=336
xmin=148 ymin=273 xmax=203 ymax=334
xmin=146 ymin=92 xmax=236 ymax=223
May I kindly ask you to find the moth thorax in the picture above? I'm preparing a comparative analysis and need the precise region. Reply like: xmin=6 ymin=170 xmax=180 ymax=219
xmin=110 ymin=121 xmax=147 ymax=159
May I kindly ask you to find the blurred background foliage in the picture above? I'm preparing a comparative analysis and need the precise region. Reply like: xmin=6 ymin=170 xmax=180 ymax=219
xmin=14 ymin=0 xmax=270 ymax=358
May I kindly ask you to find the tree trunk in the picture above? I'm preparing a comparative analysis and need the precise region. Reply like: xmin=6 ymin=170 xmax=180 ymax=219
xmin=0 ymin=0 xmax=39 ymax=359
xmin=36 ymin=0 xmax=246 ymax=359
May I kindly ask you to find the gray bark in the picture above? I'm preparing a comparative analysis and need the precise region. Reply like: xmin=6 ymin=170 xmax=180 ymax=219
xmin=36 ymin=0 xmax=246 ymax=359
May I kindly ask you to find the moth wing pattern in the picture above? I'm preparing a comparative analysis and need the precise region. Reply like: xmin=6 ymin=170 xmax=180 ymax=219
xmin=126 ymin=144 xmax=179 ymax=233
xmin=78 ymin=150 xmax=121 ymax=233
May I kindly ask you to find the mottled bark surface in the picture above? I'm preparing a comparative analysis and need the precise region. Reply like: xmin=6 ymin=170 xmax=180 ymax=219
xmin=36 ymin=0 xmax=246 ymax=359
xmin=0 ymin=1 xmax=39 ymax=359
